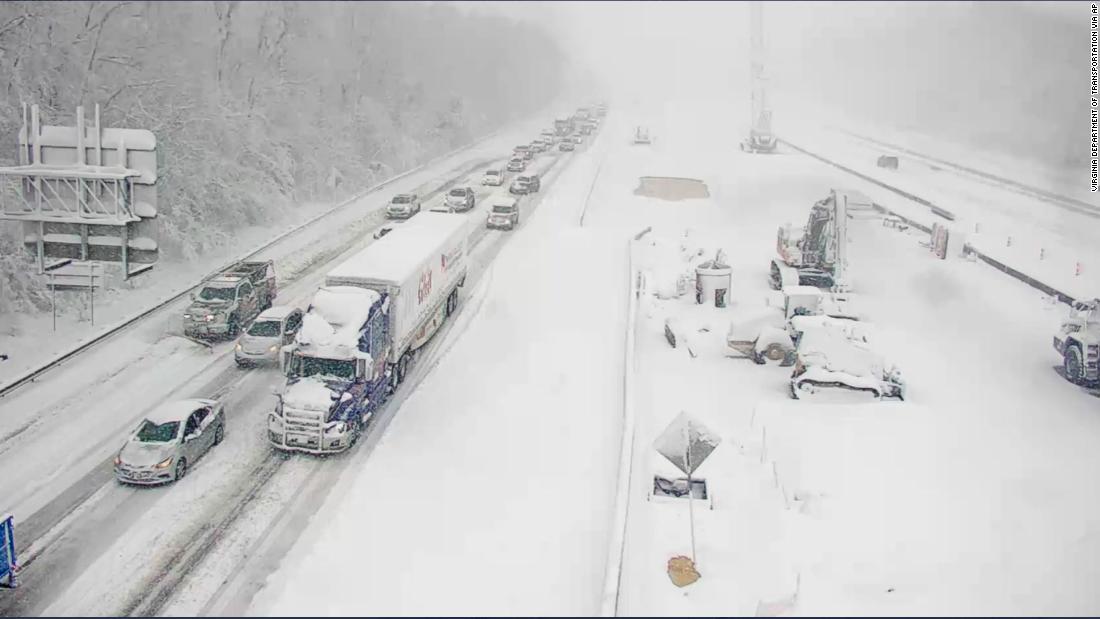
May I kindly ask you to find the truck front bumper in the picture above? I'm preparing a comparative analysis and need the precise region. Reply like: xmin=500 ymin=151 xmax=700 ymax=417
xmin=268 ymin=415 xmax=352 ymax=454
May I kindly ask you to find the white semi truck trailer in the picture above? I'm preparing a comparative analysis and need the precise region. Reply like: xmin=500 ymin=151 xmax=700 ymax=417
xmin=269 ymin=212 xmax=469 ymax=453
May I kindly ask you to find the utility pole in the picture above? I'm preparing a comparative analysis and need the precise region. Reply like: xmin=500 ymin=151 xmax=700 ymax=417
xmin=743 ymin=1 xmax=777 ymax=153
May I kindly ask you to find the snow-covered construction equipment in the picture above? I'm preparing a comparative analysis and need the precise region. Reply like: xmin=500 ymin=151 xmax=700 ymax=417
xmin=633 ymin=126 xmax=652 ymax=145
xmin=769 ymin=189 xmax=850 ymax=291
xmin=269 ymin=212 xmax=468 ymax=453
xmin=727 ymin=285 xmax=858 ymax=365
xmin=789 ymin=319 xmax=905 ymax=401
xmin=1054 ymin=298 xmax=1100 ymax=386
xmin=739 ymin=1 xmax=777 ymax=154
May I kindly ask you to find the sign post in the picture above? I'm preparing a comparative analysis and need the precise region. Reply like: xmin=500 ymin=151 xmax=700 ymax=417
xmin=654 ymin=411 xmax=721 ymax=583
xmin=0 ymin=513 xmax=16 ymax=588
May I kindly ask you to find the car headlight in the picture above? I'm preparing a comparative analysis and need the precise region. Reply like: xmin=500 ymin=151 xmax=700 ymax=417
xmin=204 ymin=314 xmax=215 ymax=322
xmin=183 ymin=313 xmax=191 ymax=319
xmin=269 ymin=345 xmax=278 ymax=353
xmin=114 ymin=453 xmax=122 ymax=466
xmin=155 ymin=456 xmax=173 ymax=469
xmin=236 ymin=343 xmax=243 ymax=351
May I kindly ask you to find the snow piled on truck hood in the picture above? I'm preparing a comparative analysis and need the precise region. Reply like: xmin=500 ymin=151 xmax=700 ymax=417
xmin=282 ymin=377 xmax=337 ymax=412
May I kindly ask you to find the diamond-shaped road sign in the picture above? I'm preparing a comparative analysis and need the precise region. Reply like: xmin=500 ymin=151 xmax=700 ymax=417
xmin=653 ymin=411 xmax=721 ymax=476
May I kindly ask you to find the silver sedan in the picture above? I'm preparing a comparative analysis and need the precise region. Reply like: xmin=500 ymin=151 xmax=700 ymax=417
xmin=114 ymin=399 xmax=226 ymax=485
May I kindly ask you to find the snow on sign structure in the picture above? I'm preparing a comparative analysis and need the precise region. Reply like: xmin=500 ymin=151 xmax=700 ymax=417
xmin=653 ymin=411 xmax=721 ymax=577
xmin=653 ymin=411 xmax=720 ymax=477
xmin=0 ymin=103 xmax=158 ymax=279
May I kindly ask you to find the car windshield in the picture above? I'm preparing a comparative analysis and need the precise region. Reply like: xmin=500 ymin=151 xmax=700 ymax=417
xmin=485 ymin=170 xmax=500 ymax=176
xmin=198 ymin=286 xmax=235 ymax=301
xmin=247 ymin=320 xmax=281 ymax=337
xmin=135 ymin=419 xmax=180 ymax=443
xmin=492 ymin=205 xmax=515 ymax=213
xmin=294 ymin=355 xmax=356 ymax=380
xmin=391 ymin=195 xmax=412 ymax=204
xmin=449 ymin=189 xmax=466 ymax=196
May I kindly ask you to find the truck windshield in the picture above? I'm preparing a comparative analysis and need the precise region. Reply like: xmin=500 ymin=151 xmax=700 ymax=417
xmin=293 ymin=355 xmax=356 ymax=380
xmin=135 ymin=420 xmax=180 ymax=443
xmin=198 ymin=287 xmax=236 ymax=301
xmin=247 ymin=320 xmax=281 ymax=337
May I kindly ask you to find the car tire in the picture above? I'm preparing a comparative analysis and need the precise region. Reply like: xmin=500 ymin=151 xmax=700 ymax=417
xmin=1065 ymin=346 xmax=1085 ymax=385
xmin=174 ymin=458 xmax=188 ymax=481
xmin=213 ymin=422 xmax=225 ymax=446
xmin=227 ymin=316 xmax=239 ymax=338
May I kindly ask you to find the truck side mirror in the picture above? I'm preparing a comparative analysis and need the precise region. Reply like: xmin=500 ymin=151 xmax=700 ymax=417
xmin=280 ymin=346 xmax=295 ymax=373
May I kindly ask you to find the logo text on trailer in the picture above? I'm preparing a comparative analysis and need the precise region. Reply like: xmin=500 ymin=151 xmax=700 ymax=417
xmin=418 ymin=269 xmax=433 ymax=305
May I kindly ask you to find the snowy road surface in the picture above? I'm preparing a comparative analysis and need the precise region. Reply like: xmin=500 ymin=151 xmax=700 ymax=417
xmin=0 ymin=119 xmax=582 ymax=616
xmin=246 ymin=119 xmax=625 ymax=616
xmin=3 ymin=95 xmax=1098 ymax=616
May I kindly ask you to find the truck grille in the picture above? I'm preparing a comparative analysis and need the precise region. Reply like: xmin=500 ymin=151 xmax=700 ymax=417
xmin=283 ymin=407 xmax=324 ymax=448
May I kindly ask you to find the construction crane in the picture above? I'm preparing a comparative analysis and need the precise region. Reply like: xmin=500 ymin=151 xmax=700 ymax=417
xmin=741 ymin=0 xmax=778 ymax=154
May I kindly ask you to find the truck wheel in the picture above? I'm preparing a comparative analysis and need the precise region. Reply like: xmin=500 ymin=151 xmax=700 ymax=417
xmin=1065 ymin=346 xmax=1085 ymax=385
xmin=446 ymin=290 xmax=458 ymax=316
xmin=397 ymin=353 xmax=410 ymax=384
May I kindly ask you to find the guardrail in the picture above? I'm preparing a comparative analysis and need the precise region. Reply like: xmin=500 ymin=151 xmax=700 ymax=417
xmin=782 ymin=138 xmax=1085 ymax=308
xmin=600 ymin=225 xmax=650 ymax=617
xmin=838 ymin=130 xmax=1100 ymax=219
xmin=780 ymin=139 xmax=957 ymax=222
xmin=0 ymin=127 xmax=508 ymax=399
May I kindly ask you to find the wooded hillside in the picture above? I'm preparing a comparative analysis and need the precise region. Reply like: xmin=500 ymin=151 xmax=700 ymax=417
xmin=0 ymin=1 xmax=563 ymax=315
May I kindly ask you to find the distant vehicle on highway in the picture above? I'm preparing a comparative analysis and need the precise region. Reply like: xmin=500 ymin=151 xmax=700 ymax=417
xmin=509 ymin=173 xmax=541 ymax=195
xmin=559 ymin=140 xmax=575 ymax=152
xmin=482 ymin=167 xmax=504 ymax=186
xmin=386 ymin=193 xmax=421 ymax=219
xmin=507 ymin=157 xmax=526 ymax=172
xmin=114 ymin=399 xmax=226 ymax=485
xmin=445 ymin=186 xmax=476 ymax=212
xmin=633 ymin=126 xmax=651 ymax=145
xmin=486 ymin=196 xmax=519 ymax=230
xmin=235 ymin=306 xmax=303 ymax=367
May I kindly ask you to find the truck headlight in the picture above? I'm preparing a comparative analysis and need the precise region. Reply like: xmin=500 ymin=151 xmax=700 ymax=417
xmin=204 ymin=314 xmax=215 ymax=322
xmin=155 ymin=456 xmax=173 ymax=469
xmin=324 ymin=421 xmax=347 ymax=435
